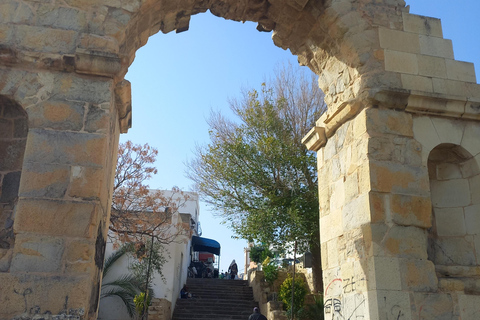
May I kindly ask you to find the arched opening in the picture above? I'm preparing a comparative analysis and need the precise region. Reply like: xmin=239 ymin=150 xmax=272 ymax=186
xmin=427 ymin=143 xmax=480 ymax=273
xmin=0 ymin=96 xmax=28 ymax=272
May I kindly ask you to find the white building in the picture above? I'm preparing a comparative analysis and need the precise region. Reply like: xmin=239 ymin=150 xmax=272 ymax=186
xmin=98 ymin=190 xmax=201 ymax=320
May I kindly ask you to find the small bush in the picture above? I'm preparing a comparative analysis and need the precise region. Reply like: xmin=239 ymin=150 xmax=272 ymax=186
xmin=262 ymin=257 xmax=279 ymax=288
xmin=134 ymin=292 xmax=151 ymax=316
xmin=279 ymin=274 xmax=308 ymax=317
xmin=297 ymin=296 xmax=324 ymax=320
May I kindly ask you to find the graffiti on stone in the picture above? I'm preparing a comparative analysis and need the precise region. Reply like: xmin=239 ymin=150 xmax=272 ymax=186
xmin=324 ymin=277 xmax=366 ymax=319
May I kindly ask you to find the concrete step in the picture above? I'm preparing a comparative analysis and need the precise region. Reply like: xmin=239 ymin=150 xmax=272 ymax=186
xmin=172 ymin=278 xmax=260 ymax=320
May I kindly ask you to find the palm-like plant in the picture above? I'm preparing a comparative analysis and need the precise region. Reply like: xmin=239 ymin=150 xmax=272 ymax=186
xmin=101 ymin=246 xmax=142 ymax=318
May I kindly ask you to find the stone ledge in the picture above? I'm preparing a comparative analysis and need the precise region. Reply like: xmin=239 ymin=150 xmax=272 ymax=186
xmin=302 ymin=126 xmax=326 ymax=151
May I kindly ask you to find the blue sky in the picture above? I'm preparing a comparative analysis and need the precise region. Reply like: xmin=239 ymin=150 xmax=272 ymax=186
xmin=121 ymin=1 xmax=480 ymax=273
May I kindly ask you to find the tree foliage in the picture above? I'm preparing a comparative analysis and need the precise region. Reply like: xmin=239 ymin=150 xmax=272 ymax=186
xmin=187 ymin=63 xmax=326 ymax=290
xmin=110 ymin=141 xmax=191 ymax=246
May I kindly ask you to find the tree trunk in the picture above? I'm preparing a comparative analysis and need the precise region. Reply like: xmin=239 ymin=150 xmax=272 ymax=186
xmin=309 ymin=231 xmax=323 ymax=293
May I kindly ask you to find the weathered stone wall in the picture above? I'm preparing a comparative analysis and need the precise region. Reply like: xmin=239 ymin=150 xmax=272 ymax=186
xmin=0 ymin=0 xmax=479 ymax=319
xmin=303 ymin=8 xmax=480 ymax=317
xmin=0 ymin=60 xmax=122 ymax=319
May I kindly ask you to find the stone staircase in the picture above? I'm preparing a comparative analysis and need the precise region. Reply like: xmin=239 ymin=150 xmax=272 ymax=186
xmin=172 ymin=278 xmax=259 ymax=320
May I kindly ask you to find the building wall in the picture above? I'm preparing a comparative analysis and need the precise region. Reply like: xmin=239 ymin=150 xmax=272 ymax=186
xmin=98 ymin=191 xmax=199 ymax=320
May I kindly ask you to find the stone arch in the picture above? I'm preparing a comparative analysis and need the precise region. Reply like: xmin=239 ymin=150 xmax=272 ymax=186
xmin=74 ymin=0 xmax=410 ymax=116
xmin=427 ymin=143 xmax=480 ymax=269
xmin=0 ymin=95 xmax=28 ymax=271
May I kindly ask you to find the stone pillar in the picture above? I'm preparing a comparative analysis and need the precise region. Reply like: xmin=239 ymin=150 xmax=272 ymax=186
xmin=0 ymin=64 xmax=126 ymax=319
xmin=302 ymin=6 xmax=480 ymax=319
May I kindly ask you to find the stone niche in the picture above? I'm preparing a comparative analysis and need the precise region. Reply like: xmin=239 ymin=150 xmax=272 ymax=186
xmin=0 ymin=96 xmax=28 ymax=272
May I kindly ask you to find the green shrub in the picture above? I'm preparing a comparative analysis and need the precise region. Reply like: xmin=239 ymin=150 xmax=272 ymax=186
xmin=279 ymin=274 xmax=308 ymax=317
xmin=134 ymin=292 xmax=151 ymax=316
xmin=262 ymin=257 xmax=279 ymax=288
xmin=250 ymin=246 xmax=273 ymax=263
xmin=297 ymin=296 xmax=324 ymax=320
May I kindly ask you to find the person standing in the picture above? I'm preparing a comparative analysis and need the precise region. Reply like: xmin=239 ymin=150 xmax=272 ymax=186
xmin=228 ymin=259 xmax=238 ymax=279
xmin=248 ymin=307 xmax=267 ymax=320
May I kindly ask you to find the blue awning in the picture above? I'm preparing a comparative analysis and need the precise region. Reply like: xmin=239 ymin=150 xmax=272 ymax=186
xmin=192 ymin=236 xmax=221 ymax=255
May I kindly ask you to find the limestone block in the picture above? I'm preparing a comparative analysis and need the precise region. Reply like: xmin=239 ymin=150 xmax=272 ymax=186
xmin=384 ymin=50 xmax=418 ymax=75
xmin=413 ymin=116 xmax=441 ymax=164
xmin=434 ymin=207 xmax=466 ymax=237
xmin=344 ymin=171 xmax=358 ymax=202
xmin=401 ymin=74 xmax=433 ymax=92
xmin=417 ymin=54 xmax=447 ymax=78
xmin=430 ymin=179 xmax=471 ymax=208
xmin=10 ymin=235 xmax=65 ymax=273
xmin=431 ymin=117 xmax=465 ymax=145
xmin=369 ymin=192 xmax=386 ymax=224
xmin=0 ymin=249 xmax=13 ymax=272
xmin=330 ymin=179 xmax=345 ymax=213
xmin=352 ymin=109 xmax=367 ymax=137
xmin=19 ymin=162 xmax=70 ymax=198
xmin=458 ymin=294 xmax=480 ymax=320
xmin=432 ymin=78 xmax=472 ymax=97
xmin=419 ymin=35 xmax=454 ymax=59
xmin=0 ymin=139 xmax=27 ymax=171
xmin=318 ymin=186 xmax=330 ymax=217
xmin=53 ymin=73 xmax=113 ymax=105
xmin=438 ymin=278 xmax=465 ymax=292
xmin=436 ymin=162 xmax=463 ymax=180
xmin=461 ymin=122 xmax=480 ymax=156
xmin=445 ymin=59 xmax=477 ymax=83
xmin=69 ymin=166 xmax=103 ymax=200
xmin=0 ymin=1 xmax=33 ymax=24
xmin=27 ymin=100 xmax=85 ymax=131
xmin=0 ymin=273 xmax=91 ymax=317
xmin=384 ymin=226 xmax=428 ymax=259
xmin=85 ymin=103 xmax=110 ymax=133
xmin=342 ymin=193 xmax=370 ymax=231
xmin=65 ymin=239 xmax=94 ymax=274
xmin=429 ymin=237 xmax=476 ymax=266
xmin=326 ymin=238 xmax=340 ymax=269
xmin=357 ymin=163 xmax=371 ymax=194
xmin=363 ymin=223 xmax=388 ymax=257
xmin=475 ymin=236 xmax=480 ymax=264
xmin=402 ymin=13 xmax=443 ymax=38
xmin=470 ymin=174 xmax=480 ymax=204
xmin=15 ymin=25 xmax=78 ymax=54
xmin=320 ymin=210 xmax=343 ymax=243
xmin=324 ymin=137 xmax=336 ymax=162
xmin=379 ymin=27 xmax=420 ymax=54
xmin=365 ymin=108 xmax=413 ymax=137
xmin=370 ymin=161 xmax=429 ymax=197
xmin=400 ymin=258 xmax=438 ymax=291
xmin=459 ymin=156 xmax=479 ymax=179
xmin=369 ymin=290 xmax=412 ymax=320
xmin=411 ymin=292 xmax=454 ymax=320
xmin=331 ymin=157 xmax=343 ymax=181
xmin=36 ymin=5 xmax=88 ymax=31
xmin=368 ymin=136 xmax=394 ymax=162
xmin=24 ymin=129 xmax=107 ymax=167
xmin=465 ymin=205 xmax=480 ymax=235
xmin=367 ymin=257 xmax=402 ymax=291
xmin=14 ymin=199 xmax=96 ymax=238
xmin=321 ymin=242 xmax=328 ymax=270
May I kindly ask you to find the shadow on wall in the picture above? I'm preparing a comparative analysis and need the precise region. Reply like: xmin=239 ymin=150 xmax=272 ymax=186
xmin=0 ymin=95 xmax=28 ymax=272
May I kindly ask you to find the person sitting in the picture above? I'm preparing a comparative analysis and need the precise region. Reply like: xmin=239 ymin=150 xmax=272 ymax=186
xmin=248 ymin=307 xmax=267 ymax=320
xmin=180 ymin=285 xmax=190 ymax=299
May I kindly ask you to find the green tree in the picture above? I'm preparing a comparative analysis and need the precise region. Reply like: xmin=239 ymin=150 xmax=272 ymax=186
xmin=101 ymin=246 xmax=143 ymax=318
xmin=187 ymin=63 xmax=326 ymax=291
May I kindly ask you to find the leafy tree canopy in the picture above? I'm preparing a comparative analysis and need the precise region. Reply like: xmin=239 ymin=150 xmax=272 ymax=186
xmin=187 ymin=63 xmax=326 ymax=290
